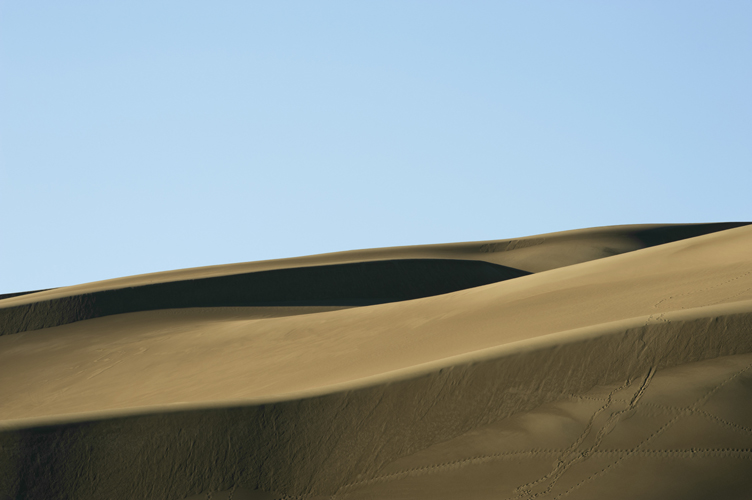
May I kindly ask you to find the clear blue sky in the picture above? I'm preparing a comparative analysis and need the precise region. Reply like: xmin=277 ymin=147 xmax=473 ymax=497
xmin=1 ymin=2 xmax=750 ymax=294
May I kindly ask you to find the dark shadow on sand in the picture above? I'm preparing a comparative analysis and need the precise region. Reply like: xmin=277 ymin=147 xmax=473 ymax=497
xmin=0 ymin=259 xmax=529 ymax=335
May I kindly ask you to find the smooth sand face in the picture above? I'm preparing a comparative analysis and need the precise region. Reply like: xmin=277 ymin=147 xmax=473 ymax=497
xmin=1 ymin=222 xmax=742 ymax=309
xmin=335 ymin=353 xmax=752 ymax=500
xmin=1 ymin=222 xmax=751 ymax=499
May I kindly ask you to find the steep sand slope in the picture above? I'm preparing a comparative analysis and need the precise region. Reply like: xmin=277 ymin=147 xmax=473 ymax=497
xmin=1 ymin=223 xmax=751 ymax=499
xmin=0 ymin=259 xmax=530 ymax=335
xmin=2 ymin=223 xmax=751 ymax=422
xmin=335 ymin=352 xmax=752 ymax=500
xmin=1 ymin=222 xmax=743 ymax=312
xmin=0 ymin=223 xmax=743 ymax=336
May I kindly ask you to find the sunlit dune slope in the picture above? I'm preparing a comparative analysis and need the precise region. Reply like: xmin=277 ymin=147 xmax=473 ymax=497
xmin=1 ymin=222 xmax=751 ymax=500
xmin=0 ymin=222 xmax=743 ymax=334
xmin=1 ymin=222 xmax=750 ymax=422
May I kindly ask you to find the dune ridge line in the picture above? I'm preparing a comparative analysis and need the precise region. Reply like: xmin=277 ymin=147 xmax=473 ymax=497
xmin=1 ymin=300 xmax=751 ymax=498
xmin=2 ymin=222 xmax=751 ymax=499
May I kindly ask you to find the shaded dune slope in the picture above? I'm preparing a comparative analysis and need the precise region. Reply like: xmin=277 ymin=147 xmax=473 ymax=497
xmin=335 ymin=350 xmax=752 ymax=500
xmin=0 ymin=289 xmax=52 ymax=301
xmin=1 ymin=222 xmax=745 ymax=335
xmin=3 ymin=306 xmax=752 ymax=500
xmin=1 ymin=222 xmax=751 ymax=500
xmin=1 ymin=223 xmax=745 ymax=310
xmin=0 ymin=259 xmax=529 ymax=335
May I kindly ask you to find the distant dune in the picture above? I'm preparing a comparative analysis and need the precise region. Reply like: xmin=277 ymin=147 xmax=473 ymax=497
xmin=1 ymin=222 xmax=751 ymax=499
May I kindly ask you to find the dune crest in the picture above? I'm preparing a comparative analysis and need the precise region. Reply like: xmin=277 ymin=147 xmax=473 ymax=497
xmin=1 ymin=222 xmax=751 ymax=499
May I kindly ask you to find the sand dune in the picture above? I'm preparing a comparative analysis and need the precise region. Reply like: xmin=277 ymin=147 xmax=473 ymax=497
xmin=1 ymin=222 xmax=751 ymax=499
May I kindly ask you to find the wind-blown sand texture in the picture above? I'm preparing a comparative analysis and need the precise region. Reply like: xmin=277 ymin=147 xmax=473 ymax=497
xmin=1 ymin=222 xmax=751 ymax=499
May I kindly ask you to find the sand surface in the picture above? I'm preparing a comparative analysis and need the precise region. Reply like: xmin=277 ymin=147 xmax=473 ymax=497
xmin=1 ymin=222 xmax=751 ymax=499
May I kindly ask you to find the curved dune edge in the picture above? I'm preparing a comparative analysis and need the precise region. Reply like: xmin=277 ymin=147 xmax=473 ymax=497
xmin=3 ymin=223 xmax=752 ymax=424
xmin=2 ymin=301 xmax=751 ymax=499
xmin=0 ymin=259 xmax=529 ymax=335
xmin=5 ymin=221 xmax=736 ymax=336
xmin=2 ymin=222 xmax=746 ymax=309
xmin=1 ymin=299 xmax=750 ymax=431
xmin=2 ymin=222 xmax=752 ymax=499
xmin=190 ymin=351 xmax=752 ymax=500
xmin=333 ymin=351 xmax=752 ymax=500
